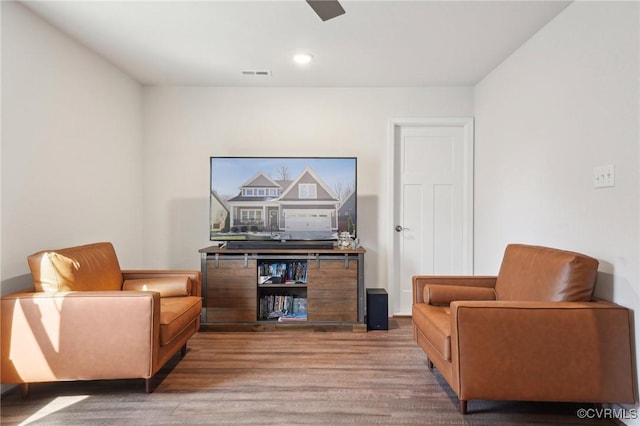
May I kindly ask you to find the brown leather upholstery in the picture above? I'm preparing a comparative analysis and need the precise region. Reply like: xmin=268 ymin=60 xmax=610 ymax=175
xmin=1 ymin=291 xmax=160 ymax=383
xmin=123 ymin=276 xmax=191 ymax=297
xmin=1 ymin=242 xmax=202 ymax=392
xmin=412 ymin=244 xmax=635 ymax=413
xmin=158 ymin=297 xmax=202 ymax=346
xmin=27 ymin=242 xmax=123 ymax=292
xmin=495 ymin=244 xmax=598 ymax=302
xmin=424 ymin=285 xmax=496 ymax=305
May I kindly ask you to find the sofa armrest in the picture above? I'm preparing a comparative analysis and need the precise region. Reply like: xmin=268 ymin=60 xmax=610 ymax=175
xmin=122 ymin=270 xmax=201 ymax=297
xmin=412 ymin=276 xmax=497 ymax=304
xmin=1 ymin=291 xmax=161 ymax=384
xmin=449 ymin=300 xmax=635 ymax=404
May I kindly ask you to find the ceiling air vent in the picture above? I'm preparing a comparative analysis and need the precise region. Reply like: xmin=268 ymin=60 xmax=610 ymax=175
xmin=241 ymin=70 xmax=271 ymax=76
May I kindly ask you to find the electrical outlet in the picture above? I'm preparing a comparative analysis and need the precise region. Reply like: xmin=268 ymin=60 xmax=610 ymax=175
xmin=594 ymin=164 xmax=615 ymax=188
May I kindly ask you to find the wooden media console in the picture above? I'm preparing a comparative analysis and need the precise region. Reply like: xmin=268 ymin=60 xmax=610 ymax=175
xmin=199 ymin=246 xmax=366 ymax=332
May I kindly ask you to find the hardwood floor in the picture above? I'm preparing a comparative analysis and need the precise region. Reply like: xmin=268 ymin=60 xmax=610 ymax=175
xmin=1 ymin=318 xmax=617 ymax=425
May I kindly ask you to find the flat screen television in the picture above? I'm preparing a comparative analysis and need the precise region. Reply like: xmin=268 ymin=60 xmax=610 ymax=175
xmin=210 ymin=157 xmax=357 ymax=248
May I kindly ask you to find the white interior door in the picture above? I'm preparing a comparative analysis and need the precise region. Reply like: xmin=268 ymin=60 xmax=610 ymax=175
xmin=389 ymin=118 xmax=473 ymax=316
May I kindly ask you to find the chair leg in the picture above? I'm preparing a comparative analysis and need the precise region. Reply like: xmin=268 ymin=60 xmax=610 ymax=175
xmin=459 ymin=400 xmax=468 ymax=414
xmin=20 ymin=383 xmax=29 ymax=399
xmin=145 ymin=377 xmax=154 ymax=393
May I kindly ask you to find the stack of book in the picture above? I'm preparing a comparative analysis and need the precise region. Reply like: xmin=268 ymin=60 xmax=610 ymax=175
xmin=277 ymin=312 xmax=308 ymax=322
xmin=258 ymin=261 xmax=308 ymax=284
xmin=259 ymin=295 xmax=307 ymax=321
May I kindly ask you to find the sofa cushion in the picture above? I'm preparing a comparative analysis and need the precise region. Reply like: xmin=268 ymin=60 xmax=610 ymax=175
xmin=27 ymin=242 xmax=123 ymax=293
xmin=159 ymin=296 xmax=202 ymax=346
xmin=123 ymin=277 xmax=190 ymax=297
xmin=495 ymin=244 xmax=598 ymax=302
xmin=412 ymin=304 xmax=451 ymax=361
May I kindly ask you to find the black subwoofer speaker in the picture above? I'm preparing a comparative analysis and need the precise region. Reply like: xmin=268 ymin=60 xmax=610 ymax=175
xmin=366 ymin=288 xmax=388 ymax=331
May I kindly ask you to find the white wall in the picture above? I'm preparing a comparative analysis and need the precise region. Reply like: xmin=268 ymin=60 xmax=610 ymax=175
xmin=475 ymin=1 xmax=639 ymax=422
xmin=1 ymin=2 xmax=144 ymax=294
xmin=142 ymin=86 xmax=474 ymax=289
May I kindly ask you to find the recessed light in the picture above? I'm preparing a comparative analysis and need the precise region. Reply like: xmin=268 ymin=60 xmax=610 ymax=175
xmin=293 ymin=53 xmax=314 ymax=65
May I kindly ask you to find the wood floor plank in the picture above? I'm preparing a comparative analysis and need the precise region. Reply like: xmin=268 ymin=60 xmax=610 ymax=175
xmin=0 ymin=318 xmax=617 ymax=425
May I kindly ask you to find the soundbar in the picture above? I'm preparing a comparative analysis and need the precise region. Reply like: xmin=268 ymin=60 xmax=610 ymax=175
xmin=226 ymin=240 xmax=335 ymax=250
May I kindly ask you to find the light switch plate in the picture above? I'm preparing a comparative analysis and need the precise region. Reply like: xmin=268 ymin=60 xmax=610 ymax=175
xmin=594 ymin=164 xmax=615 ymax=188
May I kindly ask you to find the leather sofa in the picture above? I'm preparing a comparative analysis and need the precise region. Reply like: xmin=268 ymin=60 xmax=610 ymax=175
xmin=412 ymin=243 xmax=635 ymax=413
xmin=1 ymin=242 xmax=202 ymax=394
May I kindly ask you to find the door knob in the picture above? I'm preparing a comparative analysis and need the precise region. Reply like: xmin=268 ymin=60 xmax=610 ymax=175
xmin=395 ymin=225 xmax=407 ymax=232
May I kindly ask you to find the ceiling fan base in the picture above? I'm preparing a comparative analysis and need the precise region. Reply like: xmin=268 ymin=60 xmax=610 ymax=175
xmin=306 ymin=0 xmax=345 ymax=22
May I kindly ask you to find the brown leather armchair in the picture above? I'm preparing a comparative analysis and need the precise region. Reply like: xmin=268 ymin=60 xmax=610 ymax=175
xmin=1 ymin=242 xmax=202 ymax=395
xmin=412 ymin=244 xmax=635 ymax=413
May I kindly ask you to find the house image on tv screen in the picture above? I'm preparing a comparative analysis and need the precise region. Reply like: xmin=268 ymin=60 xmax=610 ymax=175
xmin=210 ymin=158 xmax=356 ymax=241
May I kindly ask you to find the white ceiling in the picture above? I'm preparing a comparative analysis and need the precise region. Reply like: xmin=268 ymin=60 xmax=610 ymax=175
xmin=22 ymin=0 xmax=571 ymax=87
